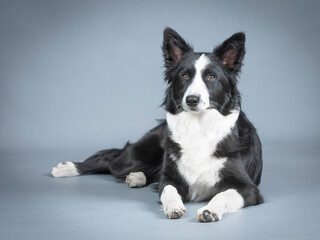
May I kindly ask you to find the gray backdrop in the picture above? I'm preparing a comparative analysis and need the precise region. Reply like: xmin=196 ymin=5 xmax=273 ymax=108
xmin=1 ymin=0 xmax=319 ymax=153
xmin=1 ymin=1 xmax=320 ymax=240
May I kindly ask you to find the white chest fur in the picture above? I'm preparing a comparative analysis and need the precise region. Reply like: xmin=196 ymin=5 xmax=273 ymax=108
xmin=166 ymin=109 xmax=239 ymax=201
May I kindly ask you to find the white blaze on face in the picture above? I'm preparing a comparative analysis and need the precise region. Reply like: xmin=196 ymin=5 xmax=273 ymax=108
xmin=182 ymin=54 xmax=211 ymax=112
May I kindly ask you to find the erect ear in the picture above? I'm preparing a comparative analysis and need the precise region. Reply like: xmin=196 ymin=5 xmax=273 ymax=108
xmin=214 ymin=32 xmax=246 ymax=74
xmin=162 ymin=27 xmax=193 ymax=67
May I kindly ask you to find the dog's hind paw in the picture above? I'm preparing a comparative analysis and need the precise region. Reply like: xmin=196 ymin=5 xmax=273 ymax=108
xmin=125 ymin=172 xmax=147 ymax=188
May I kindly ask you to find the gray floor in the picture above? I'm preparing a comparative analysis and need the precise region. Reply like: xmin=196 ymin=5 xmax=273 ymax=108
xmin=1 ymin=141 xmax=319 ymax=240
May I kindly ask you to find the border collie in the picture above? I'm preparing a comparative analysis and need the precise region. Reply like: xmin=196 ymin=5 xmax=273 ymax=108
xmin=51 ymin=28 xmax=263 ymax=222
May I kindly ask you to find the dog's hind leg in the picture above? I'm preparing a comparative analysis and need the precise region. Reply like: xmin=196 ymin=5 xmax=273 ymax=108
xmin=125 ymin=172 xmax=147 ymax=188
xmin=51 ymin=148 xmax=122 ymax=178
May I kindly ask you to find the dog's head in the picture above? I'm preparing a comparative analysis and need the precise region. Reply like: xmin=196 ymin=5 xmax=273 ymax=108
xmin=162 ymin=28 xmax=245 ymax=115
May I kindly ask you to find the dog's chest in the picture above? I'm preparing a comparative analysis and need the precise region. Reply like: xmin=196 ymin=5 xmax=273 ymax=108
xmin=166 ymin=110 xmax=239 ymax=201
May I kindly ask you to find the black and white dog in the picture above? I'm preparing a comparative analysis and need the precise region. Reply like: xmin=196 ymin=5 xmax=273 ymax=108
xmin=52 ymin=28 xmax=263 ymax=222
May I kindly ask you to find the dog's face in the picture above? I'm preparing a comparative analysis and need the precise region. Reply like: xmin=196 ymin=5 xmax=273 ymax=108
xmin=162 ymin=28 xmax=245 ymax=115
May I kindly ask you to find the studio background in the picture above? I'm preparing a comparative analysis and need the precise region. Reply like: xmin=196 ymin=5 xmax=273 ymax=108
xmin=1 ymin=1 xmax=319 ymax=240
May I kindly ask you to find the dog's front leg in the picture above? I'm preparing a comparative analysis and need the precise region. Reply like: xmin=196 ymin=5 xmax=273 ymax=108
xmin=197 ymin=184 xmax=262 ymax=222
xmin=197 ymin=189 xmax=244 ymax=222
xmin=160 ymin=185 xmax=186 ymax=219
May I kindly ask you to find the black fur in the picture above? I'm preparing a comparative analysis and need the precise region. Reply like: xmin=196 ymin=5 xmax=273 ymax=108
xmin=56 ymin=28 xmax=263 ymax=218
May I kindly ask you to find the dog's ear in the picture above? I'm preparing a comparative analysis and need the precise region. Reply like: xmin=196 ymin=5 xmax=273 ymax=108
xmin=162 ymin=28 xmax=193 ymax=67
xmin=214 ymin=32 xmax=245 ymax=75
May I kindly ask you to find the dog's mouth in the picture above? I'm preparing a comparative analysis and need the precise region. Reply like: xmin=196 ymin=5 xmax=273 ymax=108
xmin=188 ymin=106 xmax=199 ymax=112
xmin=182 ymin=105 xmax=218 ymax=114
xmin=183 ymin=106 xmax=207 ymax=114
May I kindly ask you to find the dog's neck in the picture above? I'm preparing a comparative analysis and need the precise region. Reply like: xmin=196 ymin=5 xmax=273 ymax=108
xmin=166 ymin=109 xmax=240 ymax=145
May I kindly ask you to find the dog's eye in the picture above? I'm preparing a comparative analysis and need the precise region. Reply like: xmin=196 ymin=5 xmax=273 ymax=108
xmin=181 ymin=74 xmax=189 ymax=81
xmin=207 ymin=74 xmax=216 ymax=81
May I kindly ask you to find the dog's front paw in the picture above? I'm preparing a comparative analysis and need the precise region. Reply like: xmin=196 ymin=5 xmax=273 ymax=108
xmin=164 ymin=205 xmax=186 ymax=219
xmin=160 ymin=185 xmax=186 ymax=219
xmin=197 ymin=206 xmax=220 ymax=223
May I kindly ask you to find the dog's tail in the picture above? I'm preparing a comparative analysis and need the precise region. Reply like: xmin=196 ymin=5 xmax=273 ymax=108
xmin=51 ymin=147 xmax=124 ymax=178
xmin=51 ymin=122 xmax=166 ymax=181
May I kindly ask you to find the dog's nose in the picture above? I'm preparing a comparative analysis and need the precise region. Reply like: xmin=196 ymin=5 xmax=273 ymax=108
xmin=186 ymin=95 xmax=200 ymax=108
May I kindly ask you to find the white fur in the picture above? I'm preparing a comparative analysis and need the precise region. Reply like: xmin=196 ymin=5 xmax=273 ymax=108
xmin=166 ymin=109 xmax=239 ymax=201
xmin=169 ymin=153 xmax=178 ymax=161
xmin=51 ymin=161 xmax=79 ymax=178
xmin=125 ymin=172 xmax=147 ymax=188
xmin=197 ymin=189 xmax=244 ymax=221
xmin=182 ymin=54 xmax=211 ymax=112
xmin=160 ymin=185 xmax=186 ymax=218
